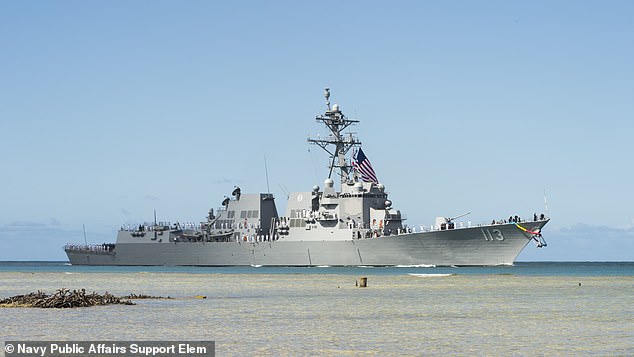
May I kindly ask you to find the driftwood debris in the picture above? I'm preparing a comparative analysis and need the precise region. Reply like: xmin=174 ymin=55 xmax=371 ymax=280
xmin=0 ymin=289 xmax=134 ymax=308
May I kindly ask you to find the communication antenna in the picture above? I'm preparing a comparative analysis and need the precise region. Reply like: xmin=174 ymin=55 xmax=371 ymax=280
xmin=543 ymin=189 xmax=550 ymax=217
xmin=82 ymin=224 xmax=87 ymax=245
xmin=264 ymin=155 xmax=271 ymax=194
xmin=153 ymin=209 xmax=158 ymax=240
xmin=307 ymin=148 xmax=321 ymax=183
xmin=324 ymin=87 xmax=331 ymax=110
xmin=278 ymin=183 xmax=290 ymax=200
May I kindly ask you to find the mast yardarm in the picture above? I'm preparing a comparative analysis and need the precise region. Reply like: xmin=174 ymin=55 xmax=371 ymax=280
xmin=307 ymin=88 xmax=361 ymax=186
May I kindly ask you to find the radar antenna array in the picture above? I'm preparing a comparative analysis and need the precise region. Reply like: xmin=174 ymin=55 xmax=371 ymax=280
xmin=307 ymin=88 xmax=361 ymax=185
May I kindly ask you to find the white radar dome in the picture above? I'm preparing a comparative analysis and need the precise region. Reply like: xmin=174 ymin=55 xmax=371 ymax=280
xmin=324 ymin=178 xmax=334 ymax=188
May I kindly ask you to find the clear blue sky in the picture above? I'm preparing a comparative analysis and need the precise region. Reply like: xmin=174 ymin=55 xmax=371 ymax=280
xmin=1 ymin=1 xmax=632 ymax=261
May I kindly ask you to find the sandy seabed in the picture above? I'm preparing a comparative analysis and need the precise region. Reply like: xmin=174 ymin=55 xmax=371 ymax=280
xmin=1 ymin=272 xmax=633 ymax=356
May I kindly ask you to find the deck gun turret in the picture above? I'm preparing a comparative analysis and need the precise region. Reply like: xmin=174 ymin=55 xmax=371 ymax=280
xmin=435 ymin=212 xmax=471 ymax=230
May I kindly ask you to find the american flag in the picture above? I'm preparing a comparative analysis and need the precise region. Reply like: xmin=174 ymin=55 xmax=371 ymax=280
xmin=353 ymin=148 xmax=378 ymax=183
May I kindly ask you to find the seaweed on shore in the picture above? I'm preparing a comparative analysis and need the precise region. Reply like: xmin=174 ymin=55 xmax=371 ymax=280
xmin=0 ymin=288 xmax=134 ymax=308
xmin=0 ymin=289 xmax=137 ymax=308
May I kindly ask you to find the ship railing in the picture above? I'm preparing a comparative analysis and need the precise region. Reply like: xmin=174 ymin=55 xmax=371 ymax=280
xmin=120 ymin=223 xmax=171 ymax=232
xmin=411 ymin=221 xmax=493 ymax=233
xmin=64 ymin=244 xmax=115 ymax=254
xmin=120 ymin=222 xmax=208 ymax=231
xmin=408 ymin=215 xmax=549 ymax=233
xmin=476 ymin=215 xmax=549 ymax=227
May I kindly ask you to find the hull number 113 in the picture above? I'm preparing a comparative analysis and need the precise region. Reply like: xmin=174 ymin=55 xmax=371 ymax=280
xmin=481 ymin=229 xmax=504 ymax=241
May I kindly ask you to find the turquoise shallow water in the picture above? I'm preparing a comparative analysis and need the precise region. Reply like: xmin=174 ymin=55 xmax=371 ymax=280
xmin=1 ymin=262 xmax=633 ymax=356
xmin=1 ymin=261 xmax=634 ymax=276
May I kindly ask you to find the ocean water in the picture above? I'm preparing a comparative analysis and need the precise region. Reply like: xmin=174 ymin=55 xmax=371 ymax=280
xmin=1 ymin=262 xmax=633 ymax=356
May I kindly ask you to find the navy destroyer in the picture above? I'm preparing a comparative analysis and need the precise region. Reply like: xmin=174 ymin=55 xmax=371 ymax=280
xmin=65 ymin=89 xmax=549 ymax=266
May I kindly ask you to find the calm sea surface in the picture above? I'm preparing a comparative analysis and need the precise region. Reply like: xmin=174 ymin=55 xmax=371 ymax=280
xmin=1 ymin=262 xmax=633 ymax=356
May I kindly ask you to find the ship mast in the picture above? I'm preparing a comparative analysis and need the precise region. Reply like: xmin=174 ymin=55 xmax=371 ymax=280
xmin=307 ymin=88 xmax=361 ymax=187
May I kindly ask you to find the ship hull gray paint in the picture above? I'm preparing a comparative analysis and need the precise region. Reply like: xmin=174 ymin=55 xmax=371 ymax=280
xmin=66 ymin=221 xmax=546 ymax=266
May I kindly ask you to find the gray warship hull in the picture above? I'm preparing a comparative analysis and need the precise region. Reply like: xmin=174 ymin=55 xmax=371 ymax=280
xmin=65 ymin=89 xmax=550 ymax=266
xmin=66 ymin=220 xmax=548 ymax=266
